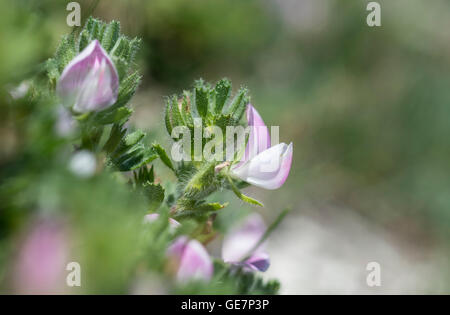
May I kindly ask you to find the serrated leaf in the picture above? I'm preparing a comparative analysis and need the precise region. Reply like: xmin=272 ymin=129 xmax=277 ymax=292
xmin=164 ymin=99 xmax=173 ymax=136
xmin=111 ymin=36 xmax=128 ymax=58
xmin=110 ymin=129 xmax=145 ymax=158
xmin=103 ymin=124 xmax=126 ymax=153
xmin=46 ymin=59 xmax=59 ymax=86
xmin=102 ymin=20 xmax=120 ymax=52
xmin=115 ymin=146 xmax=158 ymax=171
xmin=214 ymin=78 xmax=231 ymax=114
xmin=183 ymin=163 xmax=219 ymax=199
xmin=125 ymin=130 xmax=145 ymax=147
xmin=181 ymin=92 xmax=194 ymax=128
xmin=95 ymin=106 xmax=133 ymax=125
xmin=194 ymin=80 xmax=209 ymax=118
xmin=152 ymin=143 xmax=175 ymax=172
xmin=114 ymin=71 xmax=141 ymax=106
xmin=85 ymin=16 xmax=95 ymax=34
xmin=97 ymin=23 xmax=106 ymax=42
xmin=170 ymin=96 xmax=185 ymax=128
xmin=128 ymin=37 xmax=141 ymax=64
xmin=227 ymin=87 xmax=249 ymax=123
xmin=113 ymin=56 xmax=128 ymax=81
xmin=215 ymin=113 xmax=233 ymax=134
xmin=55 ymin=34 xmax=76 ymax=73
xmin=78 ymin=29 xmax=90 ymax=51
xmin=143 ymin=183 xmax=165 ymax=211
xmin=90 ymin=19 xmax=100 ymax=40
xmin=134 ymin=166 xmax=155 ymax=185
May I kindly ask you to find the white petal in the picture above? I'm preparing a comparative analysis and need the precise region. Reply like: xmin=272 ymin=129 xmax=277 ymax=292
xmin=232 ymin=142 xmax=293 ymax=190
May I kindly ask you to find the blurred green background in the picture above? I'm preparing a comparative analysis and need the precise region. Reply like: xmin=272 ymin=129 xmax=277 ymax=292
xmin=1 ymin=0 xmax=449 ymax=293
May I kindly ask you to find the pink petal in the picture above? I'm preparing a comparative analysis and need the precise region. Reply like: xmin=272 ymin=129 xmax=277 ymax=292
xmin=222 ymin=213 xmax=267 ymax=264
xmin=57 ymin=40 xmax=119 ymax=113
xmin=232 ymin=142 xmax=293 ymax=190
xmin=167 ymin=237 xmax=213 ymax=282
xmin=235 ymin=104 xmax=271 ymax=168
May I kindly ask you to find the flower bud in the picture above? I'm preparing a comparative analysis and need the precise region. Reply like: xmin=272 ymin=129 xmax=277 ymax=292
xmin=57 ymin=40 xmax=119 ymax=113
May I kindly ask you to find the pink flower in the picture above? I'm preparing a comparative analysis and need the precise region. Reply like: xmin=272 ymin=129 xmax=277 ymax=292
xmin=57 ymin=40 xmax=119 ymax=113
xmin=166 ymin=236 xmax=213 ymax=282
xmin=232 ymin=104 xmax=293 ymax=190
xmin=144 ymin=213 xmax=181 ymax=230
xmin=222 ymin=213 xmax=270 ymax=272
xmin=12 ymin=219 xmax=69 ymax=294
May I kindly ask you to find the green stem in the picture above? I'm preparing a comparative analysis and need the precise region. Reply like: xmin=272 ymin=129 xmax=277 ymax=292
xmin=225 ymin=174 xmax=263 ymax=207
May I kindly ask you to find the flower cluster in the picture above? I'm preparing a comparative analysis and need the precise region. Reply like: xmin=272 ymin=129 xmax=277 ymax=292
xmin=9 ymin=17 xmax=292 ymax=293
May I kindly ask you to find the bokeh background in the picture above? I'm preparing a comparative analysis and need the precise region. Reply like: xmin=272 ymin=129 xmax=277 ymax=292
xmin=1 ymin=0 xmax=449 ymax=294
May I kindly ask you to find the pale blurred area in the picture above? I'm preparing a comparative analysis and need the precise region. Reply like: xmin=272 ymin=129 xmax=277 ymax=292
xmin=265 ymin=208 xmax=448 ymax=294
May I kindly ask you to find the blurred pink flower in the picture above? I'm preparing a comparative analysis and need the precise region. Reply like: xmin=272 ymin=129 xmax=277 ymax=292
xmin=231 ymin=104 xmax=293 ymax=190
xmin=222 ymin=213 xmax=270 ymax=272
xmin=166 ymin=236 xmax=213 ymax=282
xmin=57 ymin=40 xmax=119 ymax=113
xmin=12 ymin=219 xmax=69 ymax=294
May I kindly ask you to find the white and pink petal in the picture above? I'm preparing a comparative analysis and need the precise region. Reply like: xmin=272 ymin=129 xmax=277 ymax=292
xmin=232 ymin=142 xmax=293 ymax=190
xmin=57 ymin=40 xmax=119 ymax=113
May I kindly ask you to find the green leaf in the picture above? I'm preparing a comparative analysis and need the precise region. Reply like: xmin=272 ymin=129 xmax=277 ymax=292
xmin=226 ymin=87 xmax=249 ymax=123
xmin=102 ymin=20 xmax=120 ymax=52
xmin=181 ymin=92 xmax=194 ymax=129
xmin=170 ymin=96 xmax=185 ymax=128
xmin=183 ymin=163 xmax=219 ymax=200
xmin=78 ymin=29 xmax=90 ymax=51
xmin=226 ymin=175 xmax=263 ymax=207
xmin=164 ymin=99 xmax=173 ymax=136
xmin=111 ymin=36 xmax=129 ymax=58
xmin=90 ymin=18 xmax=100 ymax=40
xmin=114 ymin=146 xmax=158 ymax=171
xmin=85 ymin=16 xmax=95 ymax=34
xmin=124 ymin=130 xmax=145 ymax=147
xmin=194 ymin=79 xmax=209 ymax=118
xmin=152 ymin=143 xmax=175 ymax=172
xmin=143 ymin=183 xmax=165 ymax=211
xmin=196 ymin=202 xmax=228 ymax=212
xmin=215 ymin=113 xmax=233 ymax=132
xmin=128 ymin=37 xmax=141 ymax=64
xmin=214 ymin=78 xmax=231 ymax=114
xmin=172 ymin=202 xmax=226 ymax=220
xmin=55 ymin=33 xmax=76 ymax=73
xmin=97 ymin=23 xmax=107 ymax=42
xmin=95 ymin=107 xmax=133 ymax=125
xmin=103 ymin=124 xmax=126 ymax=153
xmin=115 ymin=71 xmax=141 ymax=106
xmin=113 ymin=57 xmax=128 ymax=81
xmin=133 ymin=166 xmax=155 ymax=185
